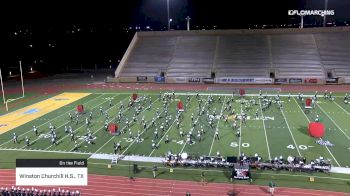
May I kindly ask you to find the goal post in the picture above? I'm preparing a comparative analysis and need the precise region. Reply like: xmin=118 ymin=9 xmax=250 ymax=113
xmin=0 ymin=61 xmax=25 ymax=112
xmin=0 ymin=68 xmax=6 ymax=104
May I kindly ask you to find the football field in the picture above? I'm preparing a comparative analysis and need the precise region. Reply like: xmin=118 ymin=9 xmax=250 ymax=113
xmin=0 ymin=91 xmax=350 ymax=168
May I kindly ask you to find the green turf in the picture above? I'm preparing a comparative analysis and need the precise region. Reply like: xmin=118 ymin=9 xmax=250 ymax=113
xmin=1 ymin=90 xmax=350 ymax=193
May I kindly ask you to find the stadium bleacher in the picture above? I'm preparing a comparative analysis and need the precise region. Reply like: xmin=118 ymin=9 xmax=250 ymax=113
xmin=316 ymin=32 xmax=350 ymax=78
xmin=115 ymin=27 xmax=350 ymax=84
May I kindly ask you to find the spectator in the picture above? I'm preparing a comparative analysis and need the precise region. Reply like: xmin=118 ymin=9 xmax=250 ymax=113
xmin=268 ymin=181 xmax=276 ymax=195
xmin=0 ymin=187 xmax=80 ymax=196
xmin=230 ymin=169 xmax=236 ymax=182
xmin=247 ymin=171 xmax=252 ymax=183
xmin=152 ymin=165 xmax=157 ymax=178
xmin=201 ymin=171 xmax=207 ymax=185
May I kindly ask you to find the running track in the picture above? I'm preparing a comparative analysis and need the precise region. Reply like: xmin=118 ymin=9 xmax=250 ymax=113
xmin=0 ymin=169 xmax=346 ymax=196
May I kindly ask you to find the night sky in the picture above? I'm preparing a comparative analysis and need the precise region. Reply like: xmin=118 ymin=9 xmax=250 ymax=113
xmin=1 ymin=0 xmax=349 ymax=75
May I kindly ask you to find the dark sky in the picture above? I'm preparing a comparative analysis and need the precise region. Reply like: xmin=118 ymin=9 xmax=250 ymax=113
xmin=1 ymin=0 xmax=349 ymax=74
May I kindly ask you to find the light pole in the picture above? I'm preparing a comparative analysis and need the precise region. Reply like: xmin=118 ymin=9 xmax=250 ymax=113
xmin=169 ymin=18 xmax=173 ymax=30
xmin=300 ymin=15 xmax=304 ymax=29
xmin=167 ymin=0 xmax=170 ymax=30
xmin=186 ymin=16 xmax=191 ymax=31
xmin=323 ymin=0 xmax=328 ymax=27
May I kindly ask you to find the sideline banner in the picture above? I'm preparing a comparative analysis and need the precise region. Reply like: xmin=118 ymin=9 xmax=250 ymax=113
xmin=325 ymin=78 xmax=338 ymax=84
xmin=154 ymin=76 xmax=165 ymax=83
xmin=215 ymin=77 xmax=272 ymax=84
xmin=254 ymin=78 xmax=273 ymax=84
xmin=188 ymin=77 xmax=201 ymax=83
xmin=274 ymin=78 xmax=288 ymax=84
xmin=289 ymin=78 xmax=303 ymax=84
xmin=174 ymin=77 xmax=187 ymax=83
xmin=344 ymin=78 xmax=350 ymax=84
xmin=203 ymin=78 xmax=214 ymax=84
xmin=137 ymin=76 xmax=148 ymax=82
xmin=304 ymin=78 xmax=318 ymax=84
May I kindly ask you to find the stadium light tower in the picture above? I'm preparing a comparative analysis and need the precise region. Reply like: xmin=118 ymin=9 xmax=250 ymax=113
xmin=186 ymin=16 xmax=191 ymax=31
xmin=323 ymin=0 xmax=328 ymax=27
xmin=300 ymin=15 xmax=304 ymax=28
xmin=167 ymin=0 xmax=170 ymax=30
xmin=169 ymin=18 xmax=173 ymax=30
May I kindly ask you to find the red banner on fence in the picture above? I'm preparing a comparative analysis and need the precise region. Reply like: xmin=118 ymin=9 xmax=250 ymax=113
xmin=304 ymin=78 xmax=318 ymax=84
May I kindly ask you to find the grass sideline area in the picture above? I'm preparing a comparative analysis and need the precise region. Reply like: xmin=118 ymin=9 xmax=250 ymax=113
xmin=0 ymin=89 xmax=350 ymax=193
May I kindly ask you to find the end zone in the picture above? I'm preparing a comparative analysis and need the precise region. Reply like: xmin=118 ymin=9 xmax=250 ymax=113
xmin=0 ymin=92 xmax=90 ymax=134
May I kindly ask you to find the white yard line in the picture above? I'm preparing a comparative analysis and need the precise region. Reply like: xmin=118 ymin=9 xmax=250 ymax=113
xmin=280 ymin=106 xmax=302 ymax=156
xmin=333 ymin=101 xmax=350 ymax=116
xmin=317 ymin=104 xmax=350 ymax=141
xmin=119 ymin=121 xmax=158 ymax=156
xmin=238 ymin=102 xmax=243 ymax=156
xmin=292 ymin=97 xmax=341 ymax=167
xmin=165 ymin=92 xmax=345 ymax=98
xmin=208 ymin=96 xmax=226 ymax=156
xmin=95 ymin=91 xmax=348 ymax=98
xmin=90 ymin=97 xmax=160 ymax=157
xmin=120 ymin=105 xmax=164 ymax=156
xmin=120 ymin=97 xmax=169 ymax=156
xmin=258 ymin=99 xmax=272 ymax=160
xmin=177 ymin=96 xmax=201 ymax=155
xmin=70 ymin=96 xmax=150 ymax=152
xmin=0 ymin=147 xmax=92 ymax=155
xmin=0 ymin=94 xmax=104 ymax=148
xmin=44 ymin=95 xmax=128 ymax=150
xmin=148 ymin=120 xmax=176 ymax=157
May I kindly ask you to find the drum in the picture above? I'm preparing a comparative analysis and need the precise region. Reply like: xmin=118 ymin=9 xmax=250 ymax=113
xmin=287 ymin=156 xmax=294 ymax=164
xmin=181 ymin=152 xmax=188 ymax=160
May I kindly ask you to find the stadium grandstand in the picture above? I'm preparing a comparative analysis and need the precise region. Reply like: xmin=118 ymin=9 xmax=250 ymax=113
xmin=113 ymin=27 xmax=350 ymax=85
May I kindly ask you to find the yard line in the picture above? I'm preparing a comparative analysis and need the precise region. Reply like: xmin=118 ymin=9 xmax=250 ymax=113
xmin=333 ymin=100 xmax=350 ymax=116
xmin=0 ymin=147 xmax=92 ymax=155
xmin=26 ymin=94 xmax=122 ymax=149
xmin=69 ymin=95 xmax=145 ymax=152
xmin=120 ymin=103 xmax=164 ymax=156
xmin=0 ymin=94 xmax=104 ymax=148
xmin=122 ymin=94 xmax=190 ymax=156
xmin=238 ymin=101 xmax=243 ymax=156
xmin=44 ymin=95 xmax=128 ymax=150
xmin=258 ymin=99 xmax=272 ymax=161
xmin=94 ymin=91 xmax=348 ymax=98
xmin=165 ymin=92 xmax=345 ymax=98
xmin=292 ymin=97 xmax=341 ymax=167
xmin=89 ymin=97 xmax=161 ymax=157
xmin=174 ymin=96 xmax=199 ymax=155
xmin=317 ymin=104 xmax=350 ymax=141
xmin=280 ymin=105 xmax=301 ymax=156
xmin=208 ymin=96 xmax=226 ymax=156
xmin=148 ymin=119 xmax=177 ymax=157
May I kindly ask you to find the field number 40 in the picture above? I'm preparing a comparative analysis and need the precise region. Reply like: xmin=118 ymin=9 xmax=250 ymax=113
xmin=287 ymin=144 xmax=308 ymax=150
